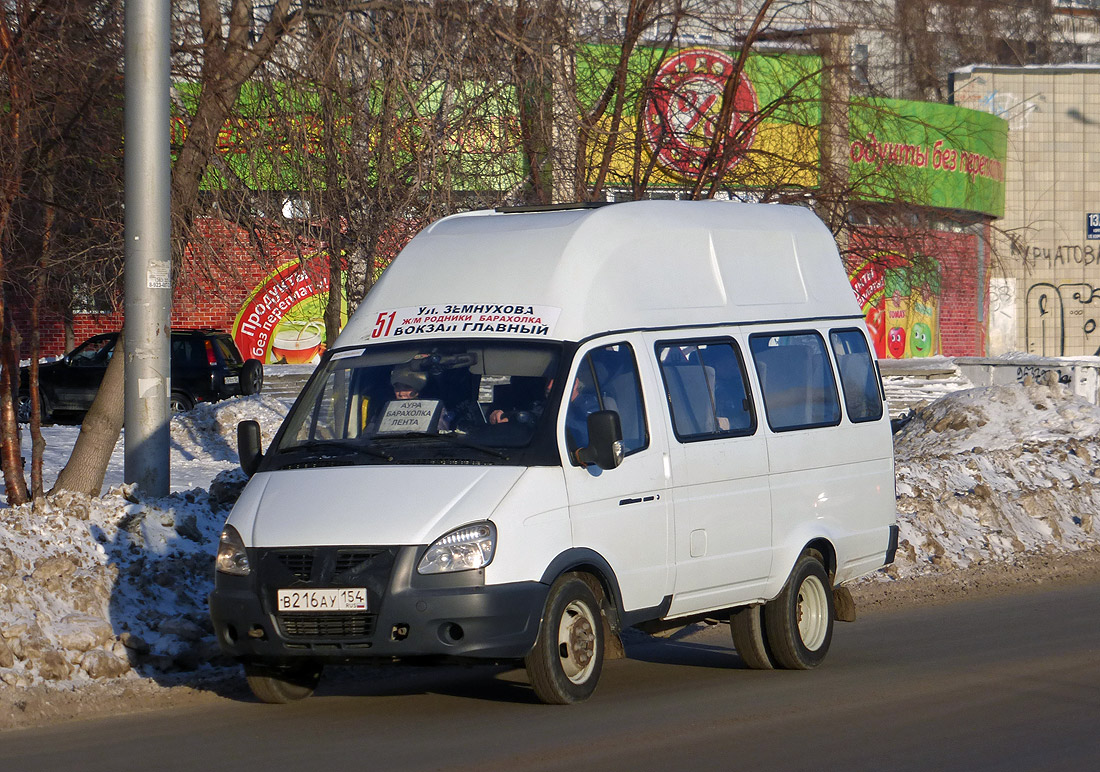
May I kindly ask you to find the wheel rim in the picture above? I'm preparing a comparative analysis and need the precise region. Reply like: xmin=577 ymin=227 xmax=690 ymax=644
xmin=557 ymin=599 xmax=598 ymax=684
xmin=796 ymin=574 xmax=830 ymax=651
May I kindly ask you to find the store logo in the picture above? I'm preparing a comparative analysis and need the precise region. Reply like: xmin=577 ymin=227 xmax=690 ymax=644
xmin=644 ymin=48 xmax=759 ymax=179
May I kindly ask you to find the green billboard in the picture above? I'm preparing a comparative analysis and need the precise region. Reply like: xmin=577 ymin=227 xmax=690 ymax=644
xmin=171 ymin=81 xmax=523 ymax=192
xmin=577 ymin=44 xmax=823 ymax=189
xmin=849 ymin=98 xmax=1008 ymax=218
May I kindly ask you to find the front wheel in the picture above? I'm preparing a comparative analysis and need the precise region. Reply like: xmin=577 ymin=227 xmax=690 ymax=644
xmin=244 ymin=661 xmax=323 ymax=704
xmin=18 ymin=390 xmax=52 ymax=424
xmin=764 ymin=553 xmax=835 ymax=670
xmin=524 ymin=574 xmax=604 ymax=704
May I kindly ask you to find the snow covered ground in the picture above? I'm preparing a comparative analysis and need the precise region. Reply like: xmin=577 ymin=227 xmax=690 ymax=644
xmin=1 ymin=363 xmax=1098 ymax=690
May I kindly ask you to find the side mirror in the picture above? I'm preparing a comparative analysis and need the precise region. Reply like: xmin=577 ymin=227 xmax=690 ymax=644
xmin=238 ymin=420 xmax=263 ymax=477
xmin=575 ymin=410 xmax=624 ymax=470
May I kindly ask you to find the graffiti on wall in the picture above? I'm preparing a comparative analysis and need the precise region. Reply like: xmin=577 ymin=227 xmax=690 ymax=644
xmin=1025 ymin=282 xmax=1100 ymax=356
xmin=954 ymin=88 xmax=1045 ymax=132
xmin=849 ymin=257 xmax=941 ymax=359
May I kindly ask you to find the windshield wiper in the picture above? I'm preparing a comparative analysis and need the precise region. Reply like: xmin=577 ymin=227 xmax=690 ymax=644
xmin=280 ymin=439 xmax=393 ymax=461
xmin=375 ymin=432 xmax=509 ymax=461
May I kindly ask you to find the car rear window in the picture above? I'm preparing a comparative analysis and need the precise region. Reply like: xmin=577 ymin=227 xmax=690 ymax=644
xmin=215 ymin=337 xmax=243 ymax=365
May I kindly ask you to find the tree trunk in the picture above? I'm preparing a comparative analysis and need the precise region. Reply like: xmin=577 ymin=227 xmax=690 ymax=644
xmin=51 ymin=330 xmax=126 ymax=496
xmin=0 ymin=307 xmax=28 ymax=505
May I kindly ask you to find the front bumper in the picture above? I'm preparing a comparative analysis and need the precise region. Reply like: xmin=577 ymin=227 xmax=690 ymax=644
xmin=209 ymin=544 xmax=547 ymax=662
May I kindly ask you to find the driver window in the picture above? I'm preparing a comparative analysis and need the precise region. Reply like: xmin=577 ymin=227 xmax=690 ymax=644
xmin=565 ymin=343 xmax=648 ymax=463
xmin=70 ymin=337 xmax=114 ymax=366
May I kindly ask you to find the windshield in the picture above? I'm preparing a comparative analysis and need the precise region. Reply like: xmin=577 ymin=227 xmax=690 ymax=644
xmin=275 ymin=340 xmax=562 ymax=464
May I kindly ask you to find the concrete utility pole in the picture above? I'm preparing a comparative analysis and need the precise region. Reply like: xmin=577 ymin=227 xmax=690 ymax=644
xmin=123 ymin=0 xmax=172 ymax=496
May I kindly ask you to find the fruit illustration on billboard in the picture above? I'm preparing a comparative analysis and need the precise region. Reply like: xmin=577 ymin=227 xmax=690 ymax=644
xmin=848 ymin=258 xmax=887 ymax=357
xmin=887 ymin=327 xmax=907 ymax=359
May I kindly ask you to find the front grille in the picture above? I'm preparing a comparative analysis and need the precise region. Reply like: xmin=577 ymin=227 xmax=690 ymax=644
xmin=275 ymin=551 xmax=313 ymax=581
xmin=278 ymin=612 xmax=376 ymax=639
xmin=335 ymin=550 xmax=381 ymax=574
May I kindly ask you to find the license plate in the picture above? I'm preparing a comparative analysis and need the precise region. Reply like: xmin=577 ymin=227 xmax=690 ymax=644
xmin=225 ymin=375 xmax=239 ymax=385
xmin=276 ymin=588 xmax=367 ymax=612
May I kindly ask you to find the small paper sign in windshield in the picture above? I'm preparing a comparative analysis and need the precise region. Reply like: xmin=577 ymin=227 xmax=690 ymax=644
xmin=376 ymin=399 xmax=441 ymax=434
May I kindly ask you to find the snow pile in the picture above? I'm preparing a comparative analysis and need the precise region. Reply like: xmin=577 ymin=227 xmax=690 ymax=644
xmin=3 ymin=373 xmax=1100 ymax=686
xmin=0 ymin=396 xmax=288 ymax=688
xmin=170 ymin=393 xmax=288 ymax=463
xmin=0 ymin=481 xmax=235 ymax=687
xmin=890 ymin=378 xmax=1100 ymax=577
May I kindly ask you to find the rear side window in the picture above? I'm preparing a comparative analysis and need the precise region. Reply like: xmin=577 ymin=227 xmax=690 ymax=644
xmin=566 ymin=343 xmax=648 ymax=462
xmin=829 ymin=329 xmax=884 ymax=423
xmin=749 ymin=332 xmax=841 ymax=431
xmin=172 ymin=338 xmax=205 ymax=369
xmin=215 ymin=336 xmax=243 ymax=365
xmin=657 ymin=340 xmax=755 ymax=441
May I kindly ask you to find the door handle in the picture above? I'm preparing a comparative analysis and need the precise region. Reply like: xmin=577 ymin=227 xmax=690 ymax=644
xmin=618 ymin=494 xmax=659 ymax=506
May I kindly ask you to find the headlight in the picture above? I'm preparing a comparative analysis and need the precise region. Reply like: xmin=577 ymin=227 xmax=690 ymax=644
xmin=417 ymin=522 xmax=496 ymax=574
xmin=215 ymin=525 xmax=251 ymax=576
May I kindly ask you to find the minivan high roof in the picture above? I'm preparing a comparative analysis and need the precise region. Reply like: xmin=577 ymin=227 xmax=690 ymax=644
xmin=338 ymin=200 xmax=860 ymax=348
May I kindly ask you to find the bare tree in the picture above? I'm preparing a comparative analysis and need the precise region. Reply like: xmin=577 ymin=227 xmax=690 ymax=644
xmin=1 ymin=0 xmax=125 ymax=503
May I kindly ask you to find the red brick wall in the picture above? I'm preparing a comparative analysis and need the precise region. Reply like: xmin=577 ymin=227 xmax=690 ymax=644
xmin=848 ymin=223 xmax=988 ymax=358
xmin=19 ymin=219 xmax=326 ymax=358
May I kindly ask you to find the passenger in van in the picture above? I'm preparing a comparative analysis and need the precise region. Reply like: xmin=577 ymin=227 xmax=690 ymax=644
xmin=390 ymin=366 xmax=428 ymax=400
xmin=382 ymin=366 xmax=458 ymax=432
xmin=488 ymin=376 xmax=551 ymax=425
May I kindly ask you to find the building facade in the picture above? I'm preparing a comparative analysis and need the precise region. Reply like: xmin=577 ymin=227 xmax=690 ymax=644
xmin=953 ymin=65 xmax=1100 ymax=356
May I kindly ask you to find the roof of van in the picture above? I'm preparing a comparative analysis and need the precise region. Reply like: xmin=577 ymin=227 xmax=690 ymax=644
xmin=338 ymin=200 xmax=861 ymax=347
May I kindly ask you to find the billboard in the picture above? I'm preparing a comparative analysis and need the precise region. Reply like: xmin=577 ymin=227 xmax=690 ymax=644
xmin=172 ymin=81 xmax=524 ymax=192
xmin=577 ymin=45 xmax=822 ymax=189
xmin=849 ymin=99 xmax=1008 ymax=218
xmin=232 ymin=253 xmax=348 ymax=365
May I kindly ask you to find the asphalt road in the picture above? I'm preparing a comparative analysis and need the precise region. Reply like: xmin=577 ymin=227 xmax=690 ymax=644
xmin=2 ymin=581 xmax=1098 ymax=772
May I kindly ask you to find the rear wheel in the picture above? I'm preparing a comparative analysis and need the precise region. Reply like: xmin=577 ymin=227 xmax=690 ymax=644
xmin=730 ymin=604 xmax=775 ymax=670
xmin=241 ymin=358 xmax=263 ymax=395
xmin=764 ymin=553 xmax=834 ymax=670
xmin=244 ymin=661 xmax=322 ymax=704
xmin=170 ymin=391 xmax=194 ymax=414
xmin=524 ymin=574 xmax=604 ymax=704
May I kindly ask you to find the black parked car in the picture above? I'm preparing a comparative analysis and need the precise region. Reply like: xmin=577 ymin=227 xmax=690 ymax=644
xmin=19 ymin=329 xmax=263 ymax=422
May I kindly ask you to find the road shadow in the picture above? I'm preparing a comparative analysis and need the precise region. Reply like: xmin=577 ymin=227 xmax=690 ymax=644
xmin=621 ymin=625 xmax=752 ymax=670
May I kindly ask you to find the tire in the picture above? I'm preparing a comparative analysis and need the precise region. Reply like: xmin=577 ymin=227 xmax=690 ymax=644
xmin=524 ymin=574 xmax=604 ymax=704
xmin=764 ymin=553 xmax=835 ymax=670
xmin=730 ymin=604 xmax=775 ymax=670
xmin=17 ymin=392 xmax=31 ymax=424
xmin=18 ymin=391 xmax=52 ymax=424
xmin=244 ymin=661 xmax=322 ymax=704
xmin=241 ymin=358 xmax=263 ymax=395
xmin=170 ymin=391 xmax=194 ymax=414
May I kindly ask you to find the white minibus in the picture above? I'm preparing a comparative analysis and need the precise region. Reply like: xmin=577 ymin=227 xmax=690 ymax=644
xmin=210 ymin=200 xmax=898 ymax=704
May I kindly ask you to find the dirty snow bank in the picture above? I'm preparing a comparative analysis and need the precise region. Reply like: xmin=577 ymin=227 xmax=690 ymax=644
xmin=3 ymin=380 xmax=1100 ymax=687
xmin=887 ymin=379 xmax=1100 ymax=578
xmin=0 ymin=395 xmax=286 ymax=688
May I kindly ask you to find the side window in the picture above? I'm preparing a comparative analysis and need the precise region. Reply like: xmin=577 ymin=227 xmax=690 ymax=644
xmin=830 ymin=329 xmax=884 ymax=423
xmin=565 ymin=343 xmax=648 ymax=462
xmin=296 ymin=368 xmax=351 ymax=442
xmin=657 ymin=340 xmax=755 ymax=441
xmin=749 ymin=332 xmax=841 ymax=431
